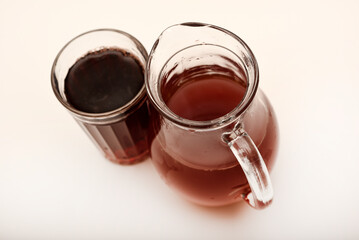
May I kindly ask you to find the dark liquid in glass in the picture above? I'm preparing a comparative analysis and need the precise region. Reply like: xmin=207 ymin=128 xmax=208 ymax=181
xmin=148 ymin=67 xmax=278 ymax=206
xmin=65 ymin=48 xmax=149 ymax=164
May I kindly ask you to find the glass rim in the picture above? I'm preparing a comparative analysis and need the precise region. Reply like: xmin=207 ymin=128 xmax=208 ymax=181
xmin=51 ymin=28 xmax=148 ymax=124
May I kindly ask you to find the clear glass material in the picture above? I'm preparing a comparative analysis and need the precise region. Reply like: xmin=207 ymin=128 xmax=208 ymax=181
xmin=51 ymin=29 xmax=150 ymax=165
xmin=146 ymin=23 xmax=279 ymax=208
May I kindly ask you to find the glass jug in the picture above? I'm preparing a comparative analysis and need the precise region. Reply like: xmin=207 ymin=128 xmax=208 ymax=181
xmin=145 ymin=23 xmax=279 ymax=209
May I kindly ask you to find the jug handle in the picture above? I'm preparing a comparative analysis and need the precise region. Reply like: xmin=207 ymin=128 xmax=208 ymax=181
xmin=222 ymin=125 xmax=273 ymax=209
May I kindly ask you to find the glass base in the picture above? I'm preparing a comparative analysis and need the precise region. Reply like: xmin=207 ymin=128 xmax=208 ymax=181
xmin=106 ymin=149 xmax=149 ymax=165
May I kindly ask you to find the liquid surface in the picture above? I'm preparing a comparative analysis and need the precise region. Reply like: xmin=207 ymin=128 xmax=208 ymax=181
xmin=166 ymin=75 xmax=246 ymax=121
xmin=65 ymin=48 xmax=144 ymax=113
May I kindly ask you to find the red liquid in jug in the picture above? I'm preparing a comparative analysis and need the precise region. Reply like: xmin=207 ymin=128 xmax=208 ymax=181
xmin=148 ymin=67 xmax=278 ymax=206
xmin=166 ymin=75 xmax=246 ymax=121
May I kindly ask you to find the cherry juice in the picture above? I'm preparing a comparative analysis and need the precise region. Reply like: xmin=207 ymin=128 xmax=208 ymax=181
xmin=65 ymin=48 xmax=149 ymax=164
xmin=148 ymin=67 xmax=278 ymax=206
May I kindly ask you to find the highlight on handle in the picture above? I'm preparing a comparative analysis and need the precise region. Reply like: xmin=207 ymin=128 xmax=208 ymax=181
xmin=222 ymin=124 xmax=273 ymax=209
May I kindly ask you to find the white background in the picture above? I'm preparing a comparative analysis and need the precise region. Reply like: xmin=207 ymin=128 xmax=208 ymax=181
xmin=1 ymin=0 xmax=359 ymax=239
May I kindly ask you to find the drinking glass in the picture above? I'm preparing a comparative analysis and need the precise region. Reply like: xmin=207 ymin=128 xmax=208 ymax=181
xmin=51 ymin=29 xmax=149 ymax=165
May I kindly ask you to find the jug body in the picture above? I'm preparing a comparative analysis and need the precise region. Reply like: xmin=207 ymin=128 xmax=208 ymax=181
xmin=146 ymin=23 xmax=279 ymax=207
xmin=148 ymin=89 xmax=278 ymax=206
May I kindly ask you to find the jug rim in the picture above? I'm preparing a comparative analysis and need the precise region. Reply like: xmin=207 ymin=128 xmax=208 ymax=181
xmin=145 ymin=22 xmax=259 ymax=130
